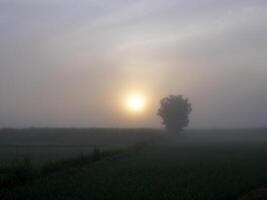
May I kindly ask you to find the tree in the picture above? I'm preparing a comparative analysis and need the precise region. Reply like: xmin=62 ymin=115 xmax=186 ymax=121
xmin=158 ymin=95 xmax=192 ymax=134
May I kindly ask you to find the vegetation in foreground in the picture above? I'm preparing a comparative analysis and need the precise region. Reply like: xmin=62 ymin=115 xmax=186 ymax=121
xmin=0 ymin=147 xmax=130 ymax=198
xmin=0 ymin=129 xmax=267 ymax=200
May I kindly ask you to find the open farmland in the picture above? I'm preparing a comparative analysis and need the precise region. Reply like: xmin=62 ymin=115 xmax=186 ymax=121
xmin=0 ymin=128 xmax=157 ymax=164
xmin=1 ymin=128 xmax=267 ymax=200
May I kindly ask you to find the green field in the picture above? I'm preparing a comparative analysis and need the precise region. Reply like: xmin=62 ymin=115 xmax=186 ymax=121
xmin=1 ymin=128 xmax=267 ymax=200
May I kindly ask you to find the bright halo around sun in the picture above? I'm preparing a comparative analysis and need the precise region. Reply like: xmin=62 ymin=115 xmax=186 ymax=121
xmin=126 ymin=94 xmax=146 ymax=113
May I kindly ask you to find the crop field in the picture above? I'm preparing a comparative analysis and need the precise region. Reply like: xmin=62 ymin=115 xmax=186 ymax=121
xmin=1 ymin=128 xmax=267 ymax=200
xmin=0 ymin=128 xmax=156 ymax=165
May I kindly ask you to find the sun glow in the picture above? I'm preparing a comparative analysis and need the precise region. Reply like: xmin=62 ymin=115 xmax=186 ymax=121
xmin=126 ymin=94 xmax=146 ymax=113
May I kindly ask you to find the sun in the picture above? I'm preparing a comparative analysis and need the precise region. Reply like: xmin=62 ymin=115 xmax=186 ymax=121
xmin=126 ymin=94 xmax=146 ymax=113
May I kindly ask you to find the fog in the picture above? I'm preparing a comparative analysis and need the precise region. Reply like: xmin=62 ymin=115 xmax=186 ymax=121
xmin=0 ymin=0 xmax=267 ymax=128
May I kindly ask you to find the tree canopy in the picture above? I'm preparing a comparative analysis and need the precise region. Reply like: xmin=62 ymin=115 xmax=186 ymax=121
xmin=158 ymin=95 xmax=192 ymax=133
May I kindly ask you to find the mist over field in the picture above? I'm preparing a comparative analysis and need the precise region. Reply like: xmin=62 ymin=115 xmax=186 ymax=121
xmin=1 ymin=1 xmax=267 ymax=200
xmin=0 ymin=128 xmax=267 ymax=200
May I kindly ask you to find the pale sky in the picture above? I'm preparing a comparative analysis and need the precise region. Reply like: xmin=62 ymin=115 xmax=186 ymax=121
xmin=0 ymin=0 xmax=267 ymax=128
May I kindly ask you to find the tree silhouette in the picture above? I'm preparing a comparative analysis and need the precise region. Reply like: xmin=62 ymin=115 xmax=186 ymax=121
xmin=158 ymin=95 xmax=192 ymax=134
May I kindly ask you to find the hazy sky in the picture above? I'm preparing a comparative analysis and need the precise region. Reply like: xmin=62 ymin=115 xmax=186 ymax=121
xmin=0 ymin=0 xmax=267 ymax=128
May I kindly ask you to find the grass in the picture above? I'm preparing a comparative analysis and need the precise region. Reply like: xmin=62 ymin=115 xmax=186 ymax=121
xmin=0 ymin=147 xmax=129 ymax=195
xmin=0 ymin=129 xmax=267 ymax=200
